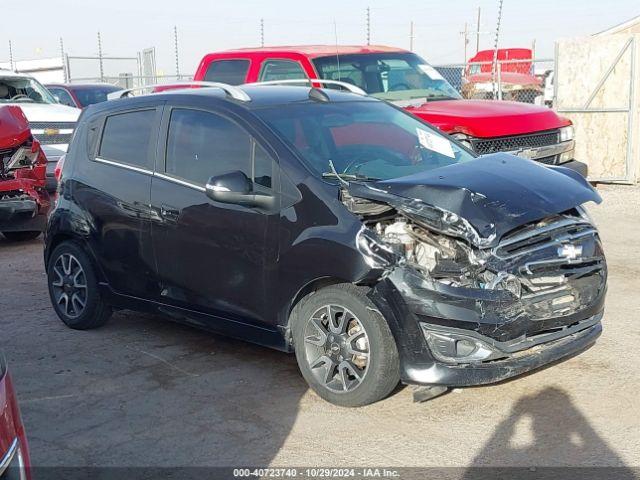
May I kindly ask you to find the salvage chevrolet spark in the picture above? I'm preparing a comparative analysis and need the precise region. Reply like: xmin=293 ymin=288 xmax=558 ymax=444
xmin=45 ymin=84 xmax=607 ymax=407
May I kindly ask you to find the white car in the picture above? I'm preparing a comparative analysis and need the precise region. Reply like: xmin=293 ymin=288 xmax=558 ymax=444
xmin=0 ymin=69 xmax=80 ymax=191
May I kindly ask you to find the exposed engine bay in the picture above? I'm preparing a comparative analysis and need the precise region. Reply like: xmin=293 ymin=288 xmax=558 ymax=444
xmin=344 ymin=165 xmax=607 ymax=346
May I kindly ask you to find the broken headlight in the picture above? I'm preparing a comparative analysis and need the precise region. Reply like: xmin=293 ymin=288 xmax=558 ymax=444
xmin=395 ymin=200 xmax=496 ymax=249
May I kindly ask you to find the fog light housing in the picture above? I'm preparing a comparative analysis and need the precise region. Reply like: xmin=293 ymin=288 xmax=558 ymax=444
xmin=421 ymin=325 xmax=504 ymax=364
xmin=559 ymin=150 xmax=574 ymax=164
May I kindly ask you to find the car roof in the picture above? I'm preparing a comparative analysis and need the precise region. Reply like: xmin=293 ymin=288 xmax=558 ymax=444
xmin=89 ymin=85 xmax=378 ymax=114
xmin=0 ymin=69 xmax=34 ymax=79
xmin=46 ymin=83 xmax=121 ymax=90
xmin=210 ymin=44 xmax=408 ymax=59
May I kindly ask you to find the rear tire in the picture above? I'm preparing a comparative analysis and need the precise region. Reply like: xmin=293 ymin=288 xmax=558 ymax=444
xmin=2 ymin=231 xmax=41 ymax=242
xmin=291 ymin=284 xmax=400 ymax=407
xmin=47 ymin=241 xmax=112 ymax=330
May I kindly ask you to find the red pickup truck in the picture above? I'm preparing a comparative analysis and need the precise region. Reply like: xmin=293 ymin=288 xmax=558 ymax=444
xmin=463 ymin=48 xmax=543 ymax=103
xmin=192 ymin=45 xmax=585 ymax=175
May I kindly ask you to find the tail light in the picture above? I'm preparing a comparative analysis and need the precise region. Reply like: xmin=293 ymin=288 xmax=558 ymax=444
xmin=54 ymin=155 xmax=66 ymax=182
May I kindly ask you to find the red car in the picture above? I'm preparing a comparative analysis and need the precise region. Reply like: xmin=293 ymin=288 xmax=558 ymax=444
xmin=190 ymin=45 xmax=586 ymax=176
xmin=45 ymin=83 xmax=122 ymax=109
xmin=0 ymin=354 xmax=30 ymax=479
xmin=0 ymin=105 xmax=51 ymax=241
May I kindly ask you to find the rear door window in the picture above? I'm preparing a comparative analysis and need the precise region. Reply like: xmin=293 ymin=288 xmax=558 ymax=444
xmin=165 ymin=108 xmax=273 ymax=189
xmin=203 ymin=60 xmax=250 ymax=85
xmin=98 ymin=109 xmax=156 ymax=169
xmin=259 ymin=60 xmax=307 ymax=82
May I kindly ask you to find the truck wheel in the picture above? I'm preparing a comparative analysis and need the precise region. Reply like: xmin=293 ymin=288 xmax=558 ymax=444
xmin=47 ymin=241 xmax=112 ymax=330
xmin=291 ymin=284 xmax=400 ymax=407
xmin=2 ymin=231 xmax=41 ymax=241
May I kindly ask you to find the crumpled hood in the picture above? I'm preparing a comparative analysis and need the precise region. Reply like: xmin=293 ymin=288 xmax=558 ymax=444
xmin=349 ymin=154 xmax=601 ymax=245
xmin=10 ymin=103 xmax=80 ymax=123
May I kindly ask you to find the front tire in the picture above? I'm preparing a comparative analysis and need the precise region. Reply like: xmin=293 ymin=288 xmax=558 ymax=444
xmin=291 ymin=284 xmax=400 ymax=407
xmin=2 ymin=231 xmax=41 ymax=241
xmin=47 ymin=241 xmax=112 ymax=330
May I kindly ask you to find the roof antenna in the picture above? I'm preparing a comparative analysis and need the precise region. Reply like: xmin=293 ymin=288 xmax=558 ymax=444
xmin=333 ymin=19 xmax=342 ymax=80
xmin=328 ymin=159 xmax=349 ymax=186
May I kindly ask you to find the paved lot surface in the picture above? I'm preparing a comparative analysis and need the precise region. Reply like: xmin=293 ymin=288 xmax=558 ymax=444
xmin=1 ymin=185 xmax=639 ymax=470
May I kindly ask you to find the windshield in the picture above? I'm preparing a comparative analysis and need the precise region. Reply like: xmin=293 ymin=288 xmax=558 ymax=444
xmin=73 ymin=85 xmax=121 ymax=107
xmin=0 ymin=76 xmax=57 ymax=104
xmin=255 ymin=100 xmax=475 ymax=181
xmin=312 ymin=53 xmax=462 ymax=102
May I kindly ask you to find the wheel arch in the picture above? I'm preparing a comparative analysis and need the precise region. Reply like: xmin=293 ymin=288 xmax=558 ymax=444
xmin=45 ymin=232 xmax=107 ymax=284
xmin=277 ymin=276 xmax=352 ymax=350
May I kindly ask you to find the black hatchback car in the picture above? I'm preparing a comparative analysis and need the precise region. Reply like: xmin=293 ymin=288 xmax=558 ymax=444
xmin=45 ymin=84 xmax=607 ymax=406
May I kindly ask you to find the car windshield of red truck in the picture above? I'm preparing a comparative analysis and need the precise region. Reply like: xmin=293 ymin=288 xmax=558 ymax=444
xmin=312 ymin=53 xmax=461 ymax=103
xmin=256 ymin=100 xmax=474 ymax=181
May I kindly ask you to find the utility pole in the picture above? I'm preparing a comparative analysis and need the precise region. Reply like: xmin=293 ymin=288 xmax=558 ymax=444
xmin=460 ymin=22 xmax=469 ymax=63
xmin=8 ymin=40 xmax=14 ymax=71
xmin=97 ymin=31 xmax=104 ymax=82
xmin=476 ymin=7 xmax=482 ymax=53
xmin=366 ymin=7 xmax=371 ymax=45
xmin=260 ymin=18 xmax=265 ymax=47
xmin=59 ymin=37 xmax=67 ymax=82
xmin=174 ymin=26 xmax=180 ymax=77
xmin=409 ymin=21 xmax=414 ymax=51
xmin=491 ymin=0 xmax=504 ymax=100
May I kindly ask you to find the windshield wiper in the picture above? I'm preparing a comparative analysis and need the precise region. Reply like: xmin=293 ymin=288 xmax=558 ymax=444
xmin=322 ymin=172 xmax=380 ymax=182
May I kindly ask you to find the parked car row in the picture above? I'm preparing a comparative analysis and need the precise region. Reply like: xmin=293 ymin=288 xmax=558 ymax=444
xmin=2 ymin=42 xmax=606 ymax=409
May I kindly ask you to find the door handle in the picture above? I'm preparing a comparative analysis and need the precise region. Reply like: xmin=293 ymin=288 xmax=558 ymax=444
xmin=160 ymin=204 xmax=180 ymax=222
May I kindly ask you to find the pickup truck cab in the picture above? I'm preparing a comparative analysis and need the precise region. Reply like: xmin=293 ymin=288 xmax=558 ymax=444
xmin=192 ymin=45 xmax=585 ymax=175
xmin=0 ymin=69 xmax=81 ymax=191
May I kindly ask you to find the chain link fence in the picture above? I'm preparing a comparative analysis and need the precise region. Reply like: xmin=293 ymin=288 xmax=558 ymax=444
xmin=65 ymin=54 xmax=193 ymax=89
xmin=434 ymin=58 xmax=555 ymax=107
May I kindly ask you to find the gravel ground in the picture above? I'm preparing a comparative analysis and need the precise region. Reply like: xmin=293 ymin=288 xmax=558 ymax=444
xmin=0 ymin=184 xmax=639 ymax=472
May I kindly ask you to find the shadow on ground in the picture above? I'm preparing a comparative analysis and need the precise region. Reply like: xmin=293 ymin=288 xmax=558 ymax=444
xmin=461 ymin=387 xmax=638 ymax=479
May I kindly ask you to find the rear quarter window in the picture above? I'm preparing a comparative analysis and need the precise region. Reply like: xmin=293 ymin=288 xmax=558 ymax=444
xmin=98 ymin=109 xmax=156 ymax=170
xmin=203 ymin=59 xmax=250 ymax=85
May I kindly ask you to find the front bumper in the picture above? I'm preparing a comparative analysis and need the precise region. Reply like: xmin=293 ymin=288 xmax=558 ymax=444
xmin=370 ymin=262 xmax=606 ymax=388
xmin=408 ymin=315 xmax=601 ymax=386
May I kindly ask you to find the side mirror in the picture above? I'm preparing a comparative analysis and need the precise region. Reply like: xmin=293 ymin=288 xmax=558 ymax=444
xmin=205 ymin=170 xmax=275 ymax=209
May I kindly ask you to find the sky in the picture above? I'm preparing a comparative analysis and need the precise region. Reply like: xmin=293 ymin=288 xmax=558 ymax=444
xmin=2 ymin=0 xmax=639 ymax=78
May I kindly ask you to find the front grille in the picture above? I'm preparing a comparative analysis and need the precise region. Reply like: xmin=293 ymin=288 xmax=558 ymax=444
xmin=29 ymin=121 xmax=75 ymax=146
xmin=471 ymin=129 xmax=560 ymax=155
xmin=492 ymin=214 xmax=606 ymax=321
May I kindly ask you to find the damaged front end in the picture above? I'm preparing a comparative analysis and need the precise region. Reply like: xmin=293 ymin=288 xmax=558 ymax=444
xmin=0 ymin=106 xmax=50 ymax=234
xmin=345 ymin=155 xmax=606 ymax=387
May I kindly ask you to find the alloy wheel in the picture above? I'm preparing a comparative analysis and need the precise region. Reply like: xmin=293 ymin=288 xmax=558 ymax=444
xmin=50 ymin=253 xmax=88 ymax=319
xmin=303 ymin=304 xmax=370 ymax=393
